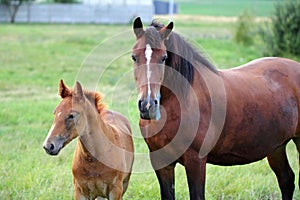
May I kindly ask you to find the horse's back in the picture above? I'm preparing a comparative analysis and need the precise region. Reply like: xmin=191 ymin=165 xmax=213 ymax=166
xmin=223 ymin=57 xmax=300 ymax=99
xmin=225 ymin=57 xmax=300 ymax=102
xmin=225 ymin=57 xmax=300 ymax=132
xmin=209 ymin=57 xmax=300 ymax=165
xmin=227 ymin=57 xmax=300 ymax=75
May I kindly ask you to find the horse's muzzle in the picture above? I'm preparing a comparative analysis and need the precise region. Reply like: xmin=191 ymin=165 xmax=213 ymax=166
xmin=138 ymin=98 xmax=161 ymax=120
xmin=43 ymin=138 xmax=64 ymax=156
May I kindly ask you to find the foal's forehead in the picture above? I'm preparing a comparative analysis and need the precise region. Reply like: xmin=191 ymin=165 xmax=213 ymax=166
xmin=54 ymin=97 xmax=73 ymax=113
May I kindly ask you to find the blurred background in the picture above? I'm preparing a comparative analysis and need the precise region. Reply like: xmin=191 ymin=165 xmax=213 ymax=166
xmin=1 ymin=0 xmax=300 ymax=199
xmin=0 ymin=0 xmax=279 ymax=23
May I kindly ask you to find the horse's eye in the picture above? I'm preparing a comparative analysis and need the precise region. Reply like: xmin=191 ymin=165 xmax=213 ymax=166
xmin=161 ymin=54 xmax=168 ymax=62
xmin=68 ymin=114 xmax=74 ymax=119
xmin=67 ymin=112 xmax=78 ymax=120
xmin=131 ymin=54 xmax=137 ymax=62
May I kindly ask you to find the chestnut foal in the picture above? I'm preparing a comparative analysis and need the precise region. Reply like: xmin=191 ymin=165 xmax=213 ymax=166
xmin=43 ymin=80 xmax=134 ymax=200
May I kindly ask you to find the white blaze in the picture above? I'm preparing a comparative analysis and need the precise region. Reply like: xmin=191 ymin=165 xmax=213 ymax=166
xmin=43 ymin=123 xmax=56 ymax=146
xmin=145 ymin=44 xmax=153 ymax=110
xmin=145 ymin=44 xmax=152 ymax=106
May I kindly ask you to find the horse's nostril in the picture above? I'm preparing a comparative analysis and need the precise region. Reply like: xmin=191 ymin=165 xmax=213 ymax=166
xmin=154 ymin=99 xmax=159 ymax=105
xmin=138 ymin=100 xmax=143 ymax=110
xmin=43 ymin=143 xmax=56 ymax=154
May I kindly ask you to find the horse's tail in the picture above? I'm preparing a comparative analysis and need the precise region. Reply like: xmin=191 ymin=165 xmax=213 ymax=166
xmin=293 ymin=138 xmax=300 ymax=189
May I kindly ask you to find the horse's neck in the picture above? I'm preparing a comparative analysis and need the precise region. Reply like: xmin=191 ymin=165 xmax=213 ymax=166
xmin=161 ymin=66 xmax=221 ymax=113
xmin=75 ymin=108 xmax=127 ymax=171
xmin=160 ymin=86 xmax=174 ymax=103
xmin=77 ymin=107 xmax=112 ymax=160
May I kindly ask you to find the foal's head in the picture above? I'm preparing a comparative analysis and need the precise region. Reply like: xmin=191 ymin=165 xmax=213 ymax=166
xmin=132 ymin=17 xmax=173 ymax=120
xmin=43 ymin=80 xmax=104 ymax=155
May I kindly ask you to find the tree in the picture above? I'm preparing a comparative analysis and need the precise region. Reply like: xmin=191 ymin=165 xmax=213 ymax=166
xmin=233 ymin=9 xmax=255 ymax=46
xmin=260 ymin=0 xmax=300 ymax=56
xmin=1 ymin=0 xmax=30 ymax=23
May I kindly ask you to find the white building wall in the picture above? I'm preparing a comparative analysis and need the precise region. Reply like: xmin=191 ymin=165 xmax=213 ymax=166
xmin=0 ymin=1 xmax=153 ymax=24
xmin=82 ymin=0 xmax=152 ymax=6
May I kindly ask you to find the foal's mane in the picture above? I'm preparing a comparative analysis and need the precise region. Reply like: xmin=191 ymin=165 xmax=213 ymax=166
xmin=68 ymin=89 xmax=106 ymax=114
xmin=147 ymin=20 xmax=218 ymax=85
xmin=83 ymin=91 xmax=106 ymax=114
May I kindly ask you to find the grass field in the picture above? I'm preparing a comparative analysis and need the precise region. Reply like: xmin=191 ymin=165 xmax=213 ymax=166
xmin=1 ymin=15 xmax=300 ymax=200
xmin=176 ymin=0 xmax=278 ymax=17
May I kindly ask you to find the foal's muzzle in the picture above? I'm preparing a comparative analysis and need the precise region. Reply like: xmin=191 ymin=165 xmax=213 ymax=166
xmin=43 ymin=138 xmax=65 ymax=156
xmin=138 ymin=98 xmax=161 ymax=120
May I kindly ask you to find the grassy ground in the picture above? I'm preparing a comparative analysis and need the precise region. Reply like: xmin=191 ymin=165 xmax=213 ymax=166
xmin=1 ymin=20 xmax=300 ymax=199
xmin=176 ymin=0 xmax=278 ymax=17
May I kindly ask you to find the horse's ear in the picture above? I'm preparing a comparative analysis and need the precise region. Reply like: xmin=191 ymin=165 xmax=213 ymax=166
xmin=59 ymin=79 xmax=71 ymax=98
xmin=133 ymin=17 xmax=144 ymax=39
xmin=159 ymin=21 xmax=173 ymax=40
xmin=73 ymin=81 xmax=85 ymax=102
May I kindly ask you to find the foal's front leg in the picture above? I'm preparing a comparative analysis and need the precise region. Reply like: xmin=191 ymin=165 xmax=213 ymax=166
xmin=184 ymin=156 xmax=207 ymax=200
xmin=74 ymin=185 xmax=88 ymax=200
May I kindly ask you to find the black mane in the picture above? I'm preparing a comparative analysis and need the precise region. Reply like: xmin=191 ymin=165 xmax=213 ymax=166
xmin=149 ymin=20 xmax=218 ymax=86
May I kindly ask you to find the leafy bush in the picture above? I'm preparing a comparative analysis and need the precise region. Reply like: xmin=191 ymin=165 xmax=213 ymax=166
xmin=260 ymin=0 xmax=300 ymax=56
xmin=233 ymin=9 xmax=255 ymax=46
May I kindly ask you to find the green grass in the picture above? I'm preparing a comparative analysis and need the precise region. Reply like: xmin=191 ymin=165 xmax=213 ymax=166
xmin=176 ymin=0 xmax=278 ymax=17
xmin=1 ymin=21 xmax=300 ymax=199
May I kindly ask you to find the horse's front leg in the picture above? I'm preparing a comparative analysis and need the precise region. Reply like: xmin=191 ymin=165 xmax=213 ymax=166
xmin=151 ymin=157 xmax=176 ymax=200
xmin=155 ymin=165 xmax=175 ymax=200
xmin=184 ymin=155 xmax=207 ymax=200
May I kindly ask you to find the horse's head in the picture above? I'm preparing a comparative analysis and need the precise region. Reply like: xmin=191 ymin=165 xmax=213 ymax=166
xmin=43 ymin=80 xmax=88 ymax=155
xmin=132 ymin=17 xmax=173 ymax=120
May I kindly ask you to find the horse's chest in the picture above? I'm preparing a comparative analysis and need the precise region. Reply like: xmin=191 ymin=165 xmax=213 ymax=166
xmin=74 ymin=176 xmax=110 ymax=198
xmin=145 ymin=132 xmax=171 ymax=150
xmin=143 ymin=118 xmax=181 ymax=151
xmin=72 ymin=158 xmax=118 ymax=198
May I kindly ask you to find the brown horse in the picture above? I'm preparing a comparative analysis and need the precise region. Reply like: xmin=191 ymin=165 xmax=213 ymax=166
xmin=132 ymin=17 xmax=300 ymax=200
xmin=43 ymin=80 xmax=134 ymax=200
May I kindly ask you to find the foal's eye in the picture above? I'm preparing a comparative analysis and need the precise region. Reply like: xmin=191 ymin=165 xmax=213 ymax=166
xmin=68 ymin=114 xmax=74 ymax=119
xmin=131 ymin=54 xmax=137 ymax=62
xmin=67 ymin=112 xmax=78 ymax=121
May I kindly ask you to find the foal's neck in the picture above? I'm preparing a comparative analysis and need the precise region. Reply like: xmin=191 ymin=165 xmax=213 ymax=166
xmin=77 ymin=102 xmax=112 ymax=160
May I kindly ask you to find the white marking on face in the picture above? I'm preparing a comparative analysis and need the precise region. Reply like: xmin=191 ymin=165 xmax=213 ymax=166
xmin=145 ymin=44 xmax=153 ymax=102
xmin=57 ymin=112 xmax=62 ymax=117
xmin=146 ymin=102 xmax=151 ymax=110
xmin=43 ymin=123 xmax=56 ymax=146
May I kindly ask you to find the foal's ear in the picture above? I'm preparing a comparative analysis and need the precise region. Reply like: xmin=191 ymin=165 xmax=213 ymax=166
xmin=133 ymin=17 xmax=145 ymax=39
xmin=59 ymin=79 xmax=71 ymax=98
xmin=73 ymin=81 xmax=85 ymax=102
xmin=159 ymin=21 xmax=174 ymax=40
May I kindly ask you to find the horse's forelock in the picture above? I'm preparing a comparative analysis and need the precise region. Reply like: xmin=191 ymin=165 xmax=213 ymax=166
xmin=149 ymin=20 xmax=165 ymax=30
xmin=145 ymin=26 xmax=162 ymax=49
